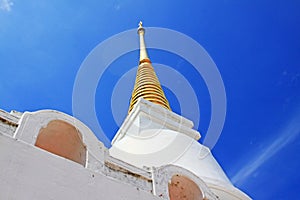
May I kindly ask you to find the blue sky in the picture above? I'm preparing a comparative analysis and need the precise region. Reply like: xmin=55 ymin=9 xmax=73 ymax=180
xmin=1 ymin=0 xmax=300 ymax=199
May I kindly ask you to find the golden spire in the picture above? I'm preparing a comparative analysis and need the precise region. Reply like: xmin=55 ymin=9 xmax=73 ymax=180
xmin=128 ymin=22 xmax=171 ymax=113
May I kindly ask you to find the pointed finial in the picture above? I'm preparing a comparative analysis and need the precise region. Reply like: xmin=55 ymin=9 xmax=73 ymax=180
xmin=138 ymin=21 xmax=145 ymax=34
xmin=139 ymin=21 xmax=143 ymax=28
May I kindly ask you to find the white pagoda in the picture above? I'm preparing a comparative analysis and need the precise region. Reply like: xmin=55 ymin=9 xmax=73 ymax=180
xmin=0 ymin=23 xmax=251 ymax=200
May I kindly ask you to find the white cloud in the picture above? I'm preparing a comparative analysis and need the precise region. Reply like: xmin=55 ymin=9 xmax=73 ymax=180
xmin=231 ymin=110 xmax=300 ymax=185
xmin=0 ymin=0 xmax=13 ymax=12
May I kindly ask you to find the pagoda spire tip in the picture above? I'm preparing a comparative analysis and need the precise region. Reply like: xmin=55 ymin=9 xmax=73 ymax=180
xmin=138 ymin=21 xmax=143 ymax=28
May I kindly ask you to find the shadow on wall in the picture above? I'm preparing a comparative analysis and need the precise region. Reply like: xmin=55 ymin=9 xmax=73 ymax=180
xmin=35 ymin=120 xmax=87 ymax=166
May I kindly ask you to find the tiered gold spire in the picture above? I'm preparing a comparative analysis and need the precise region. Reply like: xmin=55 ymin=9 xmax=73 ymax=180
xmin=128 ymin=22 xmax=171 ymax=113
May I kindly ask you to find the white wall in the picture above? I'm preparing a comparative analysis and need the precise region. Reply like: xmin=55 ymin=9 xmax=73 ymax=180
xmin=0 ymin=134 xmax=160 ymax=200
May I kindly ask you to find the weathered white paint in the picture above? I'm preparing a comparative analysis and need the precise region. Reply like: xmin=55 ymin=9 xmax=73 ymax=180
xmin=0 ymin=110 xmax=160 ymax=199
xmin=110 ymin=98 xmax=251 ymax=200
xmin=0 ymin=109 xmax=19 ymax=137
xmin=0 ymin=134 xmax=160 ymax=200
xmin=0 ymin=101 xmax=251 ymax=199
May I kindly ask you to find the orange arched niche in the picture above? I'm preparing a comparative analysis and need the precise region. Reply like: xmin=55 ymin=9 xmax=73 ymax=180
xmin=35 ymin=120 xmax=86 ymax=166
xmin=168 ymin=174 xmax=203 ymax=200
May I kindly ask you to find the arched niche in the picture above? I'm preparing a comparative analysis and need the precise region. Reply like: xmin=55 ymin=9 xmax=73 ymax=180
xmin=35 ymin=120 xmax=86 ymax=166
xmin=168 ymin=174 xmax=203 ymax=200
